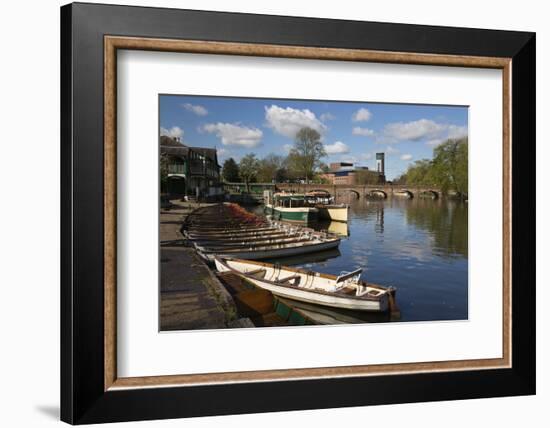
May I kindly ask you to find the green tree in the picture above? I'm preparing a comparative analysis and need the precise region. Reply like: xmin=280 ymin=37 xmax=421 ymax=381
xmin=160 ymin=135 xmax=184 ymax=146
xmin=221 ymin=157 xmax=240 ymax=182
xmin=431 ymin=137 xmax=468 ymax=194
xmin=287 ymin=127 xmax=326 ymax=184
xmin=393 ymin=173 xmax=408 ymax=185
xmin=239 ymin=153 xmax=260 ymax=193
xmin=454 ymin=139 xmax=468 ymax=195
xmin=274 ymin=167 xmax=289 ymax=183
xmin=400 ymin=137 xmax=468 ymax=197
xmin=406 ymin=159 xmax=435 ymax=186
xmin=257 ymin=154 xmax=285 ymax=183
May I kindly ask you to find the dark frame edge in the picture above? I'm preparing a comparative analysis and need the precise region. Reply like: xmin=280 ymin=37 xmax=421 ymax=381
xmin=61 ymin=3 xmax=74 ymax=424
xmin=511 ymin=33 xmax=536 ymax=394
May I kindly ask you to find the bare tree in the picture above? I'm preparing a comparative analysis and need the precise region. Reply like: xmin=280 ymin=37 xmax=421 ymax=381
xmin=287 ymin=127 xmax=326 ymax=184
xmin=238 ymin=153 xmax=260 ymax=193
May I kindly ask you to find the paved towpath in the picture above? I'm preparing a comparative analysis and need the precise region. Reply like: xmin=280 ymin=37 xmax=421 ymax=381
xmin=160 ymin=201 xmax=239 ymax=331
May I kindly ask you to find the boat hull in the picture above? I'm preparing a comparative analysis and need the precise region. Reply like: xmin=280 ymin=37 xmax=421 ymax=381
xmin=214 ymin=258 xmax=389 ymax=312
xmin=257 ymin=281 xmax=386 ymax=311
xmin=318 ymin=205 xmax=349 ymax=222
xmin=265 ymin=204 xmax=318 ymax=223
xmin=202 ymin=239 xmax=340 ymax=261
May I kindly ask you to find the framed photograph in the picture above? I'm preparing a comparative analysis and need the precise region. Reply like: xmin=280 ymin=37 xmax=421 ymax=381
xmin=61 ymin=2 xmax=535 ymax=424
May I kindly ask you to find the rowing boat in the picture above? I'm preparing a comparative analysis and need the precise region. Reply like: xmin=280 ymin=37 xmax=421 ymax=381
xmin=198 ymin=235 xmax=340 ymax=261
xmin=195 ymin=236 xmax=316 ymax=250
xmin=186 ymin=225 xmax=267 ymax=231
xmin=190 ymin=231 xmax=305 ymax=244
xmin=214 ymin=257 xmax=397 ymax=312
xmin=184 ymin=227 xmax=282 ymax=238
xmin=185 ymin=229 xmax=294 ymax=241
xmin=185 ymin=220 xmax=292 ymax=233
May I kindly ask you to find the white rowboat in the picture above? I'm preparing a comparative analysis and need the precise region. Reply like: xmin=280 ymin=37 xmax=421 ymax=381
xmin=214 ymin=257 xmax=397 ymax=312
xmin=199 ymin=237 xmax=340 ymax=261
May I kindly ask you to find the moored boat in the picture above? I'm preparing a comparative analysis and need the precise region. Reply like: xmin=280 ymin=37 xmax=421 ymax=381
xmin=198 ymin=234 xmax=340 ymax=261
xmin=184 ymin=226 xmax=281 ymax=239
xmin=316 ymin=204 xmax=349 ymax=222
xmin=183 ymin=203 xmax=342 ymax=261
xmin=305 ymin=191 xmax=349 ymax=222
xmin=214 ymin=257 xmax=397 ymax=312
xmin=264 ymin=192 xmax=318 ymax=223
xmin=194 ymin=234 xmax=315 ymax=249
xmin=189 ymin=231 xmax=292 ymax=244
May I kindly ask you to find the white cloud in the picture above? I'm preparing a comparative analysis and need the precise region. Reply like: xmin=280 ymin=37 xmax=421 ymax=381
xmin=324 ymin=141 xmax=350 ymax=154
xmin=264 ymin=105 xmax=326 ymax=138
xmin=332 ymin=152 xmax=372 ymax=165
xmin=320 ymin=113 xmax=336 ymax=122
xmin=201 ymin=122 xmax=263 ymax=148
xmin=426 ymin=139 xmax=442 ymax=147
xmin=182 ymin=103 xmax=208 ymax=116
xmin=447 ymin=124 xmax=468 ymax=139
xmin=384 ymin=119 xmax=445 ymax=141
xmin=352 ymin=108 xmax=372 ymax=122
xmin=340 ymin=157 xmax=357 ymax=164
xmin=380 ymin=119 xmax=468 ymax=146
xmin=352 ymin=126 xmax=375 ymax=137
xmin=283 ymin=144 xmax=293 ymax=153
xmin=385 ymin=145 xmax=400 ymax=156
xmin=425 ymin=125 xmax=468 ymax=146
xmin=160 ymin=126 xmax=184 ymax=139
xmin=400 ymin=154 xmax=413 ymax=161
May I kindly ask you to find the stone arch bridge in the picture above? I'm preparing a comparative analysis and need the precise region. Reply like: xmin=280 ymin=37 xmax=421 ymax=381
xmin=275 ymin=183 xmax=442 ymax=199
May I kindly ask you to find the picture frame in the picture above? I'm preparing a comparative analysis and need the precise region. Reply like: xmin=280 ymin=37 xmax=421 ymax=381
xmin=61 ymin=2 xmax=535 ymax=424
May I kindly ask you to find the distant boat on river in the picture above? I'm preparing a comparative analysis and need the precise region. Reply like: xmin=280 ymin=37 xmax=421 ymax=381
xmin=264 ymin=192 xmax=319 ymax=223
xmin=264 ymin=191 xmax=349 ymax=223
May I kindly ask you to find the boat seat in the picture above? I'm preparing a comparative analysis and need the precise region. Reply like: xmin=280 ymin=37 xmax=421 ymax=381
xmin=246 ymin=268 xmax=267 ymax=278
xmin=278 ymin=275 xmax=301 ymax=285
xmin=335 ymin=268 xmax=363 ymax=284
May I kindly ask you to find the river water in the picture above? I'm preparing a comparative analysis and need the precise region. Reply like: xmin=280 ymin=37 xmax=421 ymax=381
xmin=257 ymin=196 xmax=468 ymax=323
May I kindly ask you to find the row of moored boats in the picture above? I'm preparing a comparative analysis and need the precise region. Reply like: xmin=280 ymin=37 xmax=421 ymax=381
xmin=182 ymin=203 xmax=398 ymax=314
xmin=183 ymin=204 xmax=341 ymax=261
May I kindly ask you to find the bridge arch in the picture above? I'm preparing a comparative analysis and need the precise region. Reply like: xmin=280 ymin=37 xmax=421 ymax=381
xmin=307 ymin=189 xmax=332 ymax=195
xmin=448 ymin=191 xmax=467 ymax=200
xmin=366 ymin=189 xmax=388 ymax=199
xmin=395 ymin=189 xmax=414 ymax=199
xmin=420 ymin=190 xmax=439 ymax=199
xmin=336 ymin=189 xmax=361 ymax=199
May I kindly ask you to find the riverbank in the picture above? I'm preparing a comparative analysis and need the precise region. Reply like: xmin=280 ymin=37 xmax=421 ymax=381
xmin=160 ymin=200 xmax=330 ymax=329
xmin=160 ymin=200 xmax=254 ymax=330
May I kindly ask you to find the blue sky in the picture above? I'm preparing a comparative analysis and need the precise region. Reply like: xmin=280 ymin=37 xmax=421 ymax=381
xmin=160 ymin=94 xmax=468 ymax=180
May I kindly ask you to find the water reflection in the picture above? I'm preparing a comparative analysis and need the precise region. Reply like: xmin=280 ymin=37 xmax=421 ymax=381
xmin=278 ymin=297 xmax=393 ymax=324
xmin=322 ymin=221 xmax=350 ymax=237
xmin=254 ymin=197 xmax=468 ymax=323
xmin=265 ymin=248 xmax=341 ymax=267
xmin=404 ymin=199 xmax=468 ymax=258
